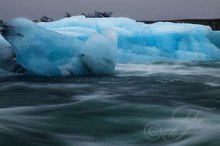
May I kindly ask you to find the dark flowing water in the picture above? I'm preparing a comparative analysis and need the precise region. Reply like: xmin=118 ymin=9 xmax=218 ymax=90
xmin=0 ymin=62 xmax=220 ymax=146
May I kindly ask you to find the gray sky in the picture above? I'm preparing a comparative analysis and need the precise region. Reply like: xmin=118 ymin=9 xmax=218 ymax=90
xmin=0 ymin=0 xmax=220 ymax=21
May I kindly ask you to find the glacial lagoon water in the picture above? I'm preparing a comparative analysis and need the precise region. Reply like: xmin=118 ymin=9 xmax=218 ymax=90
xmin=0 ymin=62 xmax=220 ymax=146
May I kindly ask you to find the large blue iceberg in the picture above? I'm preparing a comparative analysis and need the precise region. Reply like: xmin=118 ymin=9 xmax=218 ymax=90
xmin=1 ymin=16 xmax=220 ymax=76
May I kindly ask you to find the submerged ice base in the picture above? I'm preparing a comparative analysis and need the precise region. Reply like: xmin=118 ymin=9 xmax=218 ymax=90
xmin=1 ymin=16 xmax=220 ymax=76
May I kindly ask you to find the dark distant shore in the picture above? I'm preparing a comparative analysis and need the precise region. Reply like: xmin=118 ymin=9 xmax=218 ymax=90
xmin=140 ymin=19 xmax=220 ymax=30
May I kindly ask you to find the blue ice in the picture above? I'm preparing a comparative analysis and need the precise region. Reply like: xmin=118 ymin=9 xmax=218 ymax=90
xmin=39 ymin=16 xmax=220 ymax=62
xmin=1 ymin=16 xmax=220 ymax=76
xmin=2 ymin=18 xmax=117 ymax=76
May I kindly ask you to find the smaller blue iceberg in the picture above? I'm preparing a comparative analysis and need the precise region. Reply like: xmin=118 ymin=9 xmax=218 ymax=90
xmin=1 ymin=16 xmax=220 ymax=76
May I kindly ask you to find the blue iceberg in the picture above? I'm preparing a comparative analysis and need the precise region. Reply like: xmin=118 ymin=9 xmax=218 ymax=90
xmin=39 ymin=16 xmax=220 ymax=62
xmin=1 ymin=16 xmax=220 ymax=76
